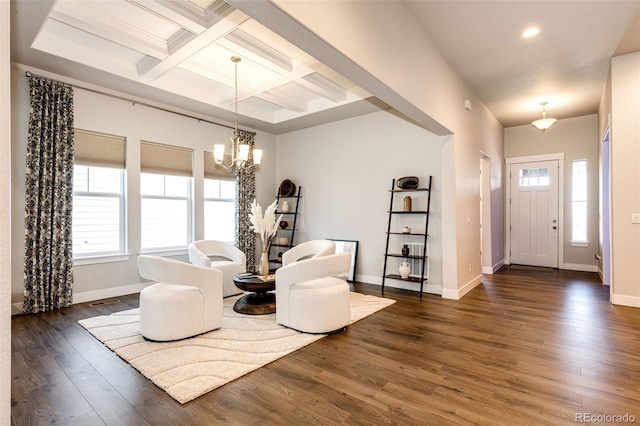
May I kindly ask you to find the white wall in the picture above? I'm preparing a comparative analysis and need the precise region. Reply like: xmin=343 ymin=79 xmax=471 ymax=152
xmin=233 ymin=0 xmax=505 ymax=299
xmin=10 ymin=65 xmax=277 ymax=306
xmin=276 ymin=110 xmax=444 ymax=294
xmin=609 ymin=52 xmax=640 ymax=307
xmin=504 ymin=114 xmax=599 ymax=271
xmin=1 ymin=0 xmax=12 ymax=422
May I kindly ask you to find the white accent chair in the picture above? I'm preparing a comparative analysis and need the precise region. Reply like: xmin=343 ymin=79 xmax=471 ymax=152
xmin=137 ymin=255 xmax=223 ymax=342
xmin=188 ymin=240 xmax=246 ymax=297
xmin=276 ymin=252 xmax=352 ymax=334
xmin=281 ymin=239 xmax=336 ymax=267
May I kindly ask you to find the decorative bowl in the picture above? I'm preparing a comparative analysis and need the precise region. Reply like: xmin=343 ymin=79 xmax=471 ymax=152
xmin=279 ymin=220 xmax=289 ymax=229
xmin=397 ymin=176 xmax=419 ymax=189
xmin=278 ymin=179 xmax=296 ymax=197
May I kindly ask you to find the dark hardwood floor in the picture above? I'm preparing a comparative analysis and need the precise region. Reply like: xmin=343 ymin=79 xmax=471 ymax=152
xmin=11 ymin=267 xmax=640 ymax=425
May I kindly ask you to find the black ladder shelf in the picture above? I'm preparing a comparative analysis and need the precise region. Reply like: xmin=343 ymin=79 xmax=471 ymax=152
xmin=381 ymin=176 xmax=432 ymax=296
xmin=268 ymin=186 xmax=302 ymax=269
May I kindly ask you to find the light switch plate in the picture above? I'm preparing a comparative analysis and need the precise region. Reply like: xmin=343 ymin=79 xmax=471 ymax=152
xmin=632 ymin=213 xmax=640 ymax=224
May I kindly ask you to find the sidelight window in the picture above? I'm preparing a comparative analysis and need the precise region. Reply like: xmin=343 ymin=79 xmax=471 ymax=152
xmin=571 ymin=160 xmax=588 ymax=244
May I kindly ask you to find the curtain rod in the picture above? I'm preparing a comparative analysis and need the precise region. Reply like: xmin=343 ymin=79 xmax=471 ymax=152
xmin=24 ymin=71 xmax=254 ymax=134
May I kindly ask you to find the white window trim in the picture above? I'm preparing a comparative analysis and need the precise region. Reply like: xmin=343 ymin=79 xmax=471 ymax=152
xmin=73 ymin=167 xmax=126 ymax=259
xmin=73 ymin=253 xmax=131 ymax=266
xmin=571 ymin=159 xmax=588 ymax=244
xmin=570 ymin=241 xmax=589 ymax=248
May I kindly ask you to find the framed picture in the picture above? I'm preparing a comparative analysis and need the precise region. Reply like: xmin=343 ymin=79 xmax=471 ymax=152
xmin=329 ymin=239 xmax=358 ymax=282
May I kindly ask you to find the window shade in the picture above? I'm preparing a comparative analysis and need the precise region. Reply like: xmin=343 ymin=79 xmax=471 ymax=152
xmin=140 ymin=141 xmax=193 ymax=176
xmin=74 ymin=129 xmax=125 ymax=168
xmin=204 ymin=151 xmax=235 ymax=178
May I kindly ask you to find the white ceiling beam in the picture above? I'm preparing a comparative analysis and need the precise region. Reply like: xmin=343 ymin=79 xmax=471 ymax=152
xmin=127 ymin=0 xmax=206 ymax=34
xmin=129 ymin=0 xmax=234 ymax=34
xmin=299 ymin=73 xmax=346 ymax=103
xmin=50 ymin=2 xmax=171 ymax=59
xmin=219 ymin=56 xmax=323 ymax=106
xmin=257 ymin=90 xmax=308 ymax=113
xmin=218 ymin=29 xmax=292 ymax=74
xmin=136 ymin=8 xmax=250 ymax=81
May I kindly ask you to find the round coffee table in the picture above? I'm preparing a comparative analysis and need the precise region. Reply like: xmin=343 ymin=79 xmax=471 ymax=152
xmin=232 ymin=275 xmax=276 ymax=315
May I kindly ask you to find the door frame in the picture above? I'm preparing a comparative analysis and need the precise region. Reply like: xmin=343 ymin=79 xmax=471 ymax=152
xmin=506 ymin=153 xmax=564 ymax=268
xmin=600 ymin=120 xmax=611 ymax=287
xmin=480 ymin=154 xmax=493 ymax=274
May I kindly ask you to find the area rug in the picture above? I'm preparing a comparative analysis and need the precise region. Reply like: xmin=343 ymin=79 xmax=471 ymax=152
xmin=78 ymin=292 xmax=395 ymax=404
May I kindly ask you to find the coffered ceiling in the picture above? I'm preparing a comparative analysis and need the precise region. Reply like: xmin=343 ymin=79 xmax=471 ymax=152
xmin=13 ymin=0 xmax=379 ymax=134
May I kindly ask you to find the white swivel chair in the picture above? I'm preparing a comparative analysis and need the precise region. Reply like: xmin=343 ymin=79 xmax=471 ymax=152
xmin=137 ymin=255 xmax=223 ymax=341
xmin=281 ymin=239 xmax=336 ymax=267
xmin=189 ymin=240 xmax=246 ymax=297
xmin=276 ymin=252 xmax=352 ymax=334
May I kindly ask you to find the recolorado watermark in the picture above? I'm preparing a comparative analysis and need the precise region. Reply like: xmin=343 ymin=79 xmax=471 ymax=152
xmin=575 ymin=413 xmax=636 ymax=423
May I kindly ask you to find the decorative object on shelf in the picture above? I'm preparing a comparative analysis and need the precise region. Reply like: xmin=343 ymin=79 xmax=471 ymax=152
xmin=213 ymin=56 xmax=263 ymax=173
xmin=269 ymin=186 xmax=302 ymax=264
xmin=531 ymin=101 xmax=557 ymax=132
xmin=382 ymin=176 xmax=433 ymax=296
xmin=277 ymin=251 xmax=283 ymax=262
xmin=399 ymin=261 xmax=411 ymax=279
xmin=403 ymin=196 xmax=412 ymax=212
xmin=278 ymin=179 xmax=296 ymax=197
xmin=248 ymin=199 xmax=283 ymax=276
xmin=279 ymin=237 xmax=289 ymax=245
xmin=397 ymin=176 xmax=419 ymax=189
xmin=279 ymin=220 xmax=289 ymax=229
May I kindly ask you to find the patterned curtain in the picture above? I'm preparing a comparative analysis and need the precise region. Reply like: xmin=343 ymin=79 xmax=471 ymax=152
xmin=23 ymin=74 xmax=75 ymax=314
xmin=235 ymin=129 xmax=257 ymax=271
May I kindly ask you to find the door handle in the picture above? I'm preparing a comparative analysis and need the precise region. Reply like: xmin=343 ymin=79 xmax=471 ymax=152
xmin=552 ymin=226 xmax=557 ymax=230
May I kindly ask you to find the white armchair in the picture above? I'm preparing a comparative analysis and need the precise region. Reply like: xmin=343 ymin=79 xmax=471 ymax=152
xmin=281 ymin=239 xmax=335 ymax=266
xmin=275 ymin=252 xmax=352 ymax=334
xmin=189 ymin=240 xmax=246 ymax=297
xmin=137 ymin=255 xmax=223 ymax=341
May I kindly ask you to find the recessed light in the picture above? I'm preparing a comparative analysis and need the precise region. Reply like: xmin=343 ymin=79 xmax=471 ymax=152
xmin=522 ymin=27 xmax=540 ymax=38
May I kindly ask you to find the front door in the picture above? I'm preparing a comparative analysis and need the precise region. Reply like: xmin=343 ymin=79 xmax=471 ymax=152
xmin=510 ymin=160 xmax=559 ymax=267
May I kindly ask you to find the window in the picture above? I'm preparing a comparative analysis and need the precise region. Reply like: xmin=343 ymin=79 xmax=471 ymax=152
xmin=140 ymin=173 xmax=192 ymax=250
xmin=72 ymin=129 xmax=126 ymax=258
xmin=140 ymin=141 xmax=193 ymax=251
xmin=73 ymin=166 xmax=125 ymax=256
xmin=572 ymin=160 xmax=588 ymax=243
xmin=204 ymin=178 xmax=236 ymax=243
xmin=203 ymin=150 xmax=237 ymax=243
xmin=518 ymin=167 xmax=549 ymax=187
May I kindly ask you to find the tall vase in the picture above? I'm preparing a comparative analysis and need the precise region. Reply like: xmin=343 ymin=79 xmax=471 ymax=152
xmin=259 ymin=248 xmax=270 ymax=276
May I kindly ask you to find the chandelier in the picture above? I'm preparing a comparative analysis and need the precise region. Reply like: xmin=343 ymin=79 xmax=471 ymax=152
xmin=531 ymin=101 xmax=557 ymax=132
xmin=213 ymin=56 xmax=262 ymax=172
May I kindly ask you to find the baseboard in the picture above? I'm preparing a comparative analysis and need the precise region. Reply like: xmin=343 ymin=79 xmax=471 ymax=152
xmin=562 ymin=263 xmax=598 ymax=272
xmin=357 ymin=274 xmax=381 ymax=285
xmin=11 ymin=303 xmax=22 ymax=316
xmin=357 ymin=274 xmax=442 ymax=295
xmin=482 ymin=259 xmax=505 ymax=275
xmin=72 ymin=283 xmax=146 ymax=305
xmin=11 ymin=282 xmax=146 ymax=315
xmin=441 ymin=274 xmax=482 ymax=300
xmin=610 ymin=293 xmax=640 ymax=308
